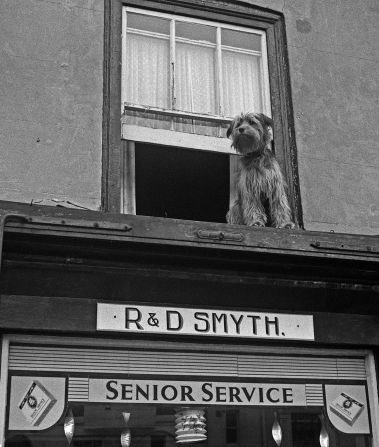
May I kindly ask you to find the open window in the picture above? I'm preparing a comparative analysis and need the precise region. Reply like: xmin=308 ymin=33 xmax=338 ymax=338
xmin=103 ymin=0 xmax=302 ymax=227
xmin=121 ymin=7 xmax=271 ymax=223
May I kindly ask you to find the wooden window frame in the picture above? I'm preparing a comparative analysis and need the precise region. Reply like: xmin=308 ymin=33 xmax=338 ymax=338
xmin=121 ymin=7 xmax=272 ymax=153
xmin=102 ymin=0 xmax=303 ymax=228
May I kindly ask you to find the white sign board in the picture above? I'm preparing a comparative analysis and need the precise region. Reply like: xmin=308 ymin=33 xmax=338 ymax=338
xmin=89 ymin=379 xmax=307 ymax=406
xmin=97 ymin=303 xmax=314 ymax=340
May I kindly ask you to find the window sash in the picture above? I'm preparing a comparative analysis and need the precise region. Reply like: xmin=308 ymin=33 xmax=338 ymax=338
xmin=121 ymin=6 xmax=271 ymax=122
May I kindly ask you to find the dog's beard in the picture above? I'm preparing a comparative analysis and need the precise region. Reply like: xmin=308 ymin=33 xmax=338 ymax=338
xmin=233 ymin=133 xmax=261 ymax=156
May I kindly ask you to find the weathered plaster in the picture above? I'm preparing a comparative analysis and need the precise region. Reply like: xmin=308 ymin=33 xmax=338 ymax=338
xmin=0 ymin=0 xmax=103 ymax=210
xmin=282 ymin=0 xmax=379 ymax=234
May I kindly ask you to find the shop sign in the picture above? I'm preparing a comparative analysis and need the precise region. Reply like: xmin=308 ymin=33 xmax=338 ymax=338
xmin=89 ymin=379 xmax=307 ymax=406
xmin=8 ymin=376 xmax=66 ymax=431
xmin=325 ymin=384 xmax=370 ymax=434
xmin=97 ymin=303 xmax=314 ymax=340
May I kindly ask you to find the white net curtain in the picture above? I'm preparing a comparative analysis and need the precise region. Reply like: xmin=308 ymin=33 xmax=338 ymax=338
xmin=124 ymin=11 xmax=266 ymax=136
xmin=176 ymin=42 xmax=217 ymax=115
xmin=126 ymin=32 xmax=170 ymax=109
xmin=222 ymin=50 xmax=262 ymax=117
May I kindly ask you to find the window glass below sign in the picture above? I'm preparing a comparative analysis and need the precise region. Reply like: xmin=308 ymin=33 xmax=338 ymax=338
xmin=5 ymin=404 xmax=371 ymax=447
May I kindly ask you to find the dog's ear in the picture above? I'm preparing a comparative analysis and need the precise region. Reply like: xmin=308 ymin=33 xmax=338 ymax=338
xmin=226 ymin=119 xmax=235 ymax=138
xmin=256 ymin=113 xmax=273 ymax=129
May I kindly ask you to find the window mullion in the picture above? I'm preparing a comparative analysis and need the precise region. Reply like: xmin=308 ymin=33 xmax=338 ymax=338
xmin=216 ymin=27 xmax=224 ymax=119
xmin=170 ymin=19 xmax=176 ymax=110
xmin=260 ymin=32 xmax=271 ymax=116
xmin=121 ymin=8 xmax=128 ymax=114
xmin=216 ymin=27 xmax=224 ymax=141
xmin=170 ymin=19 xmax=176 ymax=131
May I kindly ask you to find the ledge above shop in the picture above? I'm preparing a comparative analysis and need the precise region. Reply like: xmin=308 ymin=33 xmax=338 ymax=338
xmin=0 ymin=200 xmax=378 ymax=262
xmin=0 ymin=200 xmax=378 ymax=314
xmin=0 ymin=201 xmax=378 ymax=339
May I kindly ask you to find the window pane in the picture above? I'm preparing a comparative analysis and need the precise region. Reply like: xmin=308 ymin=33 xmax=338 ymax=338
xmin=176 ymin=23 xmax=217 ymax=114
xmin=126 ymin=33 xmax=170 ymax=108
xmin=176 ymin=22 xmax=216 ymax=44
xmin=222 ymin=51 xmax=262 ymax=116
xmin=6 ymin=404 xmax=372 ymax=447
xmin=125 ymin=14 xmax=170 ymax=108
xmin=127 ymin=12 xmax=170 ymax=35
xmin=176 ymin=43 xmax=216 ymax=114
xmin=222 ymin=28 xmax=261 ymax=52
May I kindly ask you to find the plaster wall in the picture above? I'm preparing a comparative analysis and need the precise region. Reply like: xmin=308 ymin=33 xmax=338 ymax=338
xmin=0 ymin=0 xmax=377 ymax=234
xmin=0 ymin=0 xmax=104 ymax=210
xmin=282 ymin=0 xmax=379 ymax=235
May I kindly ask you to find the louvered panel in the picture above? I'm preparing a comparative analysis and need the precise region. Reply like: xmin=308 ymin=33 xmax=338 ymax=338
xmin=8 ymin=345 xmax=367 ymax=381
xmin=305 ymin=384 xmax=324 ymax=406
xmin=336 ymin=358 xmax=366 ymax=380
xmin=129 ymin=352 xmax=238 ymax=376
xmin=9 ymin=346 xmax=130 ymax=373
xmin=238 ymin=356 xmax=339 ymax=379
xmin=68 ymin=377 xmax=89 ymax=401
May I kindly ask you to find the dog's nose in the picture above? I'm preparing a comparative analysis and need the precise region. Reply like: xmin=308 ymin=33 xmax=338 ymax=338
xmin=239 ymin=127 xmax=244 ymax=134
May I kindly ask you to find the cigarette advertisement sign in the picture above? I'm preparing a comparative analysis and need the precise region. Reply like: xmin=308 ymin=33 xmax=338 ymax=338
xmin=89 ymin=379 xmax=307 ymax=406
xmin=325 ymin=385 xmax=370 ymax=434
xmin=8 ymin=377 xmax=66 ymax=430
xmin=97 ymin=303 xmax=314 ymax=341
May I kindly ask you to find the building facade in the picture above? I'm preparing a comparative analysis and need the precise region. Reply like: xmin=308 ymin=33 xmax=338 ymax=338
xmin=0 ymin=1 xmax=378 ymax=446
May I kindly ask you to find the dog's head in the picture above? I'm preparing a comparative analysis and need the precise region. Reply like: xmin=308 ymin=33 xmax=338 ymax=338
xmin=226 ymin=112 xmax=273 ymax=156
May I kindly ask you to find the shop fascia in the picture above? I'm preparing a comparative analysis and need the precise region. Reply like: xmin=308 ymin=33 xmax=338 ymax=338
xmin=97 ymin=303 xmax=315 ymax=340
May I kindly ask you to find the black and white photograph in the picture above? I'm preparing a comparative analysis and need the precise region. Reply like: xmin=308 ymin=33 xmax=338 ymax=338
xmin=0 ymin=1 xmax=378 ymax=446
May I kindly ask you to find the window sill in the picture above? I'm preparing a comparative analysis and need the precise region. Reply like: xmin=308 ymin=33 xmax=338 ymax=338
xmin=122 ymin=123 xmax=233 ymax=154
xmin=0 ymin=200 xmax=378 ymax=263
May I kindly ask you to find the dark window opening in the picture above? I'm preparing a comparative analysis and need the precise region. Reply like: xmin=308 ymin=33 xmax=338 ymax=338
xmin=135 ymin=143 xmax=230 ymax=223
xmin=225 ymin=410 xmax=238 ymax=444
xmin=291 ymin=413 xmax=321 ymax=447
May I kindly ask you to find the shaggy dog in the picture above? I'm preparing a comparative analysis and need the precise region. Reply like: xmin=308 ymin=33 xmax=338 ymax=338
xmin=226 ymin=112 xmax=295 ymax=229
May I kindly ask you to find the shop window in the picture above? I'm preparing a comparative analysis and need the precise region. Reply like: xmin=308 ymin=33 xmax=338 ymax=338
xmin=225 ymin=410 xmax=238 ymax=444
xmin=5 ymin=404 xmax=372 ymax=447
xmin=73 ymin=441 xmax=102 ymax=447
xmin=103 ymin=0 xmax=302 ymax=227
xmin=291 ymin=413 xmax=321 ymax=447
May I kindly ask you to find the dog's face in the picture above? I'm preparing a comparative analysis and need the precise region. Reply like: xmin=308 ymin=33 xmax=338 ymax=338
xmin=227 ymin=113 xmax=273 ymax=156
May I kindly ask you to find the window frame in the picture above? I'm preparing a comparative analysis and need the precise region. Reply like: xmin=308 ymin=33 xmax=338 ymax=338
xmin=102 ymin=0 xmax=303 ymax=228
xmin=121 ymin=6 xmax=272 ymax=154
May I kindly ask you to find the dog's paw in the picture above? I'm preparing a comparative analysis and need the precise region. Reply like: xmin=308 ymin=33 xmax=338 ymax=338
xmin=282 ymin=222 xmax=296 ymax=229
xmin=251 ymin=221 xmax=265 ymax=227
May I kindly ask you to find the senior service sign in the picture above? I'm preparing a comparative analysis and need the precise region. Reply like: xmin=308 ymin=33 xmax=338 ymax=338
xmin=97 ymin=303 xmax=314 ymax=340
xmin=89 ymin=379 xmax=307 ymax=406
